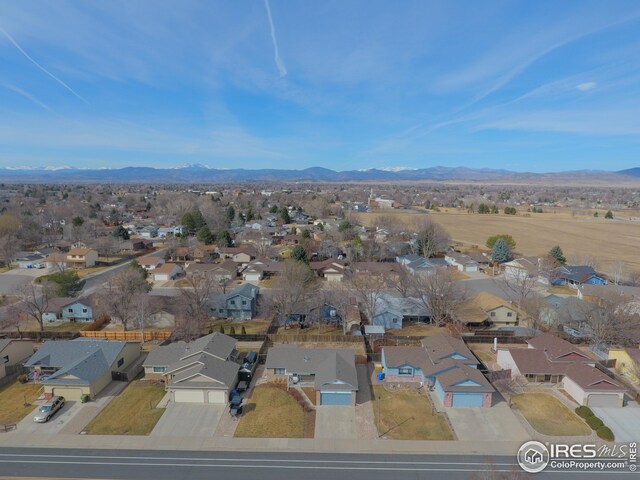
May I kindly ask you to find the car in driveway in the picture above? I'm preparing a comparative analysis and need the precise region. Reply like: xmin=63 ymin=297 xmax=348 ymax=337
xmin=33 ymin=396 xmax=65 ymax=423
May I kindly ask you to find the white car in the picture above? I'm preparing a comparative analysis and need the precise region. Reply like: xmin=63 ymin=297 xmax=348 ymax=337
xmin=33 ymin=396 xmax=65 ymax=423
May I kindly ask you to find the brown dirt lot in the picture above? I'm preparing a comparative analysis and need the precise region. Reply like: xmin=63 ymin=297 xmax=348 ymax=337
xmin=354 ymin=210 xmax=640 ymax=272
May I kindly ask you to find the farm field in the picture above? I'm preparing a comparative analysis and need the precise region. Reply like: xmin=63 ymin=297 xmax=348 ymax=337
xmin=354 ymin=210 xmax=640 ymax=272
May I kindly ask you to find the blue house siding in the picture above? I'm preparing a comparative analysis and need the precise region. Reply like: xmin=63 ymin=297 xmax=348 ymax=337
xmin=435 ymin=378 xmax=445 ymax=401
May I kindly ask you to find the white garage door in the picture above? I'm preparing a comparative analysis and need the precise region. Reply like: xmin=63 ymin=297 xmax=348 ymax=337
xmin=52 ymin=387 xmax=85 ymax=401
xmin=207 ymin=390 xmax=227 ymax=404
xmin=587 ymin=394 xmax=619 ymax=408
xmin=173 ymin=389 xmax=205 ymax=403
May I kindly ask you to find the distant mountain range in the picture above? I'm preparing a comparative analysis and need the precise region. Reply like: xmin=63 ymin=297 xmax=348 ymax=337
xmin=0 ymin=164 xmax=638 ymax=183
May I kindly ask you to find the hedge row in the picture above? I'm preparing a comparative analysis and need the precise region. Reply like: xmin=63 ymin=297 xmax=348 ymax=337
xmin=574 ymin=406 xmax=615 ymax=441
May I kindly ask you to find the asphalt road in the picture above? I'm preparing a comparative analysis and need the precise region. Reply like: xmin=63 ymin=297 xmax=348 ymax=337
xmin=0 ymin=447 xmax=627 ymax=480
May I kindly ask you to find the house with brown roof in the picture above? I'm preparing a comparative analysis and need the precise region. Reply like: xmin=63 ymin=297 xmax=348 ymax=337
xmin=66 ymin=248 xmax=98 ymax=269
xmin=138 ymin=255 xmax=165 ymax=270
xmin=152 ymin=263 xmax=182 ymax=282
xmin=497 ymin=333 xmax=625 ymax=407
xmin=309 ymin=259 xmax=345 ymax=282
xmin=457 ymin=292 xmax=520 ymax=326
xmin=382 ymin=333 xmax=494 ymax=407
xmin=217 ymin=246 xmax=256 ymax=265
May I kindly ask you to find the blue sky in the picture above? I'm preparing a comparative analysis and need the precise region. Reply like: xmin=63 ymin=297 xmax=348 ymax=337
xmin=1 ymin=1 xmax=639 ymax=172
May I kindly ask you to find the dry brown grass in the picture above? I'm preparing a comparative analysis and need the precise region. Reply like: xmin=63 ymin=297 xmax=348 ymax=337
xmin=235 ymin=385 xmax=308 ymax=438
xmin=511 ymin=393 xmax=590 ymax=436
xmin=354 ymin=210 xmax=640 ymax=271
xmin=372 ymin=386 xmax=453 ymax=440
xmin=0 ymin=381 xmax=43 ymax=425
xmin=387 ymin=323 xmax=447 ymax=337
xmin=205 ymin=318 xmax=271 ymax=335
xmin=278 ymin=324 xmax=343 ymax=335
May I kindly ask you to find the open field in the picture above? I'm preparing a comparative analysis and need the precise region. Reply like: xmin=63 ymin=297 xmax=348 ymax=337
xmin=0 ymin=381 xmax=42 ymax=425
xmin=372 ymin=386 xmax=453 ymax=440
xmin=84 ymin=380 xmax=166 ymax=435
xmin=354 ymin=210 xmax=640 ymax=272
xmin=235 ymin=385 xmax=310 ymax=438
xmin=511 ymin=393 xmax=590 ymax=436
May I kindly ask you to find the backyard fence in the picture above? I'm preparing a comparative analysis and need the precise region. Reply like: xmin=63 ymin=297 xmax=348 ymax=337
xmin=78 ymin=330 xmax=172 ymax=342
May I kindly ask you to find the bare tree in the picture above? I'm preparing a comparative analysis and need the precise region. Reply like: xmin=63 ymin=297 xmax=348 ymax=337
xmin=98 ymin=265 xmax=151 ymax=331
xmin=609 ymin=261 xmax=625 ymax=285
xmin=409 ymin=269 xmax=468 ymax=326
xmin=413 ymin=219 xmax=451 ymax=258
xmin=1 ymin=304 xmax=26 ymax=339
xmin=393 ymin=265 xmax=413 ymax=298
xmin=177 ymin=272 xmax=221 ymax=340
xmin=629 ymin=270 xmax=640 ymax=287
xmin=494 ymin=271 xmax=538 ymax=308
xmin=0 ymin=214 xmax=21 ymax=267
xmin=269 ymin=260 xmax=319 ymax=325
xmin=347 ymin=269 xmax=388 ymax=324
xmin=520 ymin=296 xmax=545 ymax=334
xmin=574 ymin=293 xmax=640 ymax=346
xmin=14 ymin=281 xmax=55 ymax=332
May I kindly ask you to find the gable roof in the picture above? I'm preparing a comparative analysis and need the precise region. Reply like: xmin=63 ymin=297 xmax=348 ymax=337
xmin=556 ymin=265 xmax=599 ymax=282
xmin=421 ymin=333 xmax=475 ymax=364
xmin=168 ymin=353 xmax=239 ymax=390
xmin=144 ymin=332 xmax=237 ymax=367
xmin=563 ymin=363 xmax=625 ymax=392
xmin=24 ymin=339 xmax=132 ymax=385
xmin=225 ymin=283 xmax=259 ymax=301
xmin=527 ymin=333 xmax=591 ymax=362
xmin=436 ymin=364 xmax=494 ymax=393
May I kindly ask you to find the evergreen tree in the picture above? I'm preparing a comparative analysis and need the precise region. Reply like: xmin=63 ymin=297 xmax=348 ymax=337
xmin=217 ymin=229 xmax=233 ymax=248
xmin=280 ymin=207 xmax=290 ymax=224
xmin=269 ymin=205 xmax=278 ymax=214
xmin=301 ymin=229 xmax=311 ymax=239
xmin=226 ymin=206 xmax=236 ymax=223
xmin=48 ymin=270 xmax=85 ymax=297
xmin=548 ymin=245 xmax=566 ymax=266
xmin=593 ymin=211 xmax=599 ymax=217
xmin=196 ymin=225 xmax=214 ymax=244
xmin=291 ymin=245 xmax=308 ymax=263
xmin=241 ymin=326 xmax=247 ymax=335
xmin=112 ymin=225 xmax=130 ymax=240
xmin=605 ymin=210 xmax=614 ymax=219
xmin=477 ymin=203 xmax=491 ymax=214
xmin=245 ymin=208 xmax=254 ymax=222
xmin=491 ymin=238 xmax=511 ymax=263
xmin=491 ymin=204 xmax=499 ymax=214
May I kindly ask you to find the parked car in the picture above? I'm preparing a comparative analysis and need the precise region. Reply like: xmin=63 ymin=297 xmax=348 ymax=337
xmin=33 ymin=396 xmax=65 ymax=423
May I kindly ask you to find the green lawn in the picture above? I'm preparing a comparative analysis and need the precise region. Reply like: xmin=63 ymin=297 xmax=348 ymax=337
xmin=0 ymin=381 xmax=42 ymax=425
xmin=373 ymin=386 xmax=454 ymax=440
xmin=511 ymin=393 xmax=590 ymax=436
xmin=235 ymin=385 xmax=307 ymax=438
xmin=84 ymin=380 xmax=166 ymax=435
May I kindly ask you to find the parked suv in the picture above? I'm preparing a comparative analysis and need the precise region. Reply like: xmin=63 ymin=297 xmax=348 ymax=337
xmin=33 ymin=396 xmax=65 ymax=423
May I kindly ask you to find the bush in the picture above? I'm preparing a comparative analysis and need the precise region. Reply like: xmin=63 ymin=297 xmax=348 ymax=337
xmin=219 ymin=326 xmax=224 ymax=334
xmin=17 ymin=374 xmax=28 ymax=384
xmin=229 ymin=326 xmax=236 ymax=335
xmin=80 ymin=394 xmax=89 ymax=403
xmin=81 ymin=314 xmax=110 ymax=332
xmin=596 ymin=426 xmax=615 ymax=441
xmin=575 ymin=406 xmax=594 ymax=419
xmin=241 ymin=326 xmax=247 ymax=335
xmin=586 ymin=416 xmax=604 ymax=430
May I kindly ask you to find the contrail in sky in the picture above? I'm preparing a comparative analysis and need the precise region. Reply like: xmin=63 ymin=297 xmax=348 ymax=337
xmin=0 ymin=25 xmax=88 ymax=103
xmin=1 ymin=83 xmax=51 ymax=111
xmin=263 ymin=0 xmax=287 ymax=77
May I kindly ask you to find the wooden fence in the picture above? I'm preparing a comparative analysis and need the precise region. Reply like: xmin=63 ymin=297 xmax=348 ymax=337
xmin=78 ymin=330 xmax=172 ymax=342
xmin=0 ymin=331 xmax=78 ymax=340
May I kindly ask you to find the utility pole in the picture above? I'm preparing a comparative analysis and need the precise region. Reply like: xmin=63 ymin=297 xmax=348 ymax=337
xmin=377 ymin=395 xmax=381 ymax=437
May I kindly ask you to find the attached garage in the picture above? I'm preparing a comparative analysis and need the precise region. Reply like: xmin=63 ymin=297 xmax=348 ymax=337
xmin=320 ymin=391 xmax=352 ymax=406
xmin=50 ymin=386 xmax=86 ymax=401
xmin=451 ymin=392 xmax=484 ymax=407
xmin=207 ymin=390 xmax=227 ymax=404
xmin=173 ymin=389 xmax=205 ymax=403
xmin=587 ymin=394 xmax=621 ymax=408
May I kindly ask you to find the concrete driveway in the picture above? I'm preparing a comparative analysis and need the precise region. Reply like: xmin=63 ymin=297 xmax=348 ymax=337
xmin=315 ymin=406 xmax=357 ymax=439
xmin=446 ymin=401 xmax=529 ymax=442
xmin=592 ymin=406 xmax=640 ymax=442
xmin=14 ymin=400 xmax=85 ymax=435
xmin=151 ymin=403 xmax=225 ymax=437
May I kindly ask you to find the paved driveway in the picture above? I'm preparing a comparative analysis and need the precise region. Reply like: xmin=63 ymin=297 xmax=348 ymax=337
xmin=315 ymin=406 xmax=357 ymax=439
xmin=151 ymin=404 xmax=224 ymax=437
xmin=446 ymin=401 xmax=529 ymax=442
xmin=14 ymin=400 xmax=85 ymax=435
xmin=592 ymin=406 xmax=640 ymax=442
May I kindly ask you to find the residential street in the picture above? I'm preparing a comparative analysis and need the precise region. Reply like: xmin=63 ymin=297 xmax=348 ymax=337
xmin=0 ymin=447 xmax=616 ymax=479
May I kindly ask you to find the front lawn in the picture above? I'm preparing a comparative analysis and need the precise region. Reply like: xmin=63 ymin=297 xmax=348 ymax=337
xmin=0 ymin=381 xmax=42 ymax=425
xmin=372 ymin=386 xmax=453 ymax=440
xmin=235 ymin=385 xmax=309 ymax=438
xmin=511 ymin=393 xmax=590 ymax=436
xmin=84 ymin=380 xmax=166 ymax=435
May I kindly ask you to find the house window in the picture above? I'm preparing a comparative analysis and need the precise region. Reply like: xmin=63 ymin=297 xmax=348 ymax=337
xmin=219 ymin=309 xmax=224 ymax=313
xmin=117 ymin=358 xmax=124 ymax=367
xmin=398 ymin=367 xmax=413 ymax=376
xmin=68 ymin=308 xmax=73 ymax=313
xmin=153 ymin=367 xmax=166 ymax=373
xmin=507 ymin=312 xmax=513 ymax=317
xmin=230 ymin=300 xmax=236 ymax=305
xmin=490 ymin=312 xmax=496 ymax=317
xmin=274 ymin=368 xmax=285 ymax=375
xmin=82 ymin=309 xmax=88 ymax=313
xmin=242 ymin=300 xmax=247 ymax=306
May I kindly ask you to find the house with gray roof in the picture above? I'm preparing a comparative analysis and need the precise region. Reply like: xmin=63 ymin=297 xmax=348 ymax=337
xmin=23 ymin=339 xmax=141 ymax=400
xmin=210 ymin=283 xmax=259 ymax=320
xmin=372 ymin=293 xmax=431 ymax=331
xmin=143 ymin=332 xmax=240 ymax=404
xmin=265 ymin=346 xmax=358 ymax=405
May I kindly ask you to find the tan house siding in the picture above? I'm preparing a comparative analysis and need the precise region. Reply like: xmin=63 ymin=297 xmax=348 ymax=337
xmin=1 ymin=340 xmax=36 ymax=366
xmin=487 ymin=306 xmax=517 ymax=325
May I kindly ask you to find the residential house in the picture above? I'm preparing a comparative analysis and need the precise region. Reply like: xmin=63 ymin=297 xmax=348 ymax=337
xmin=45 ymin=252 xmax=68 ymax=270
xmin=0 ymin=339 xmax=35 ymax=380
xmin=577 ymin=284 xmax=640 ymax=304
xmin=23 ymin=339 xmax=141 ymax=400
xmin=184 ymin=260 xmax=237 ymax=283
xmin=544 ymin=266 xmax=606 ymax=286
xmin=309 ymin=259 xmax=346 ymax=282
xmin=445 ymin=252 xmax=478 ymax=272
xmin=382 ymin=333 xmax=494 ymax=407
xmin=66 ymin=248 xmax=98 ymax=269
xmin=503 ymin=257 xmax=541 ymax=281
xmin=608 ymin=347 xmax=640 ymax=383
xmin=211 ymin=283 xmax=259 ymax=320
xmin=540 ymin=295 xmax=594 ymax=339
xmin=372 ymin=294 xmax=431 ymax=331
xmin=143 ymin=332 xmax=240 ymax=404
xmin=457 ymin=292 xmax=520 ymax=326
xmin=139 ymin=226 xmax=158 ymax=238
xmin=152 ymin=263 xmax=182 ymax=282
xmin=241 ymin=259 xmax=284 ymax=282
xmin=497 ymin=333 xmax=625 ymax=407
xmin=60 ymin=301 xmax=94 ymax=322
xmin=14 ymin=253 xmax=45 ymax=269
xmin=396 ymin=255 xmax=448 ymax=275
xmin=265 ymin=346 xmax=358 ymax=405
xmin=217 ymin=247 xmax=256 ymax=266
xmin=138 ymin=255 xmax=165 ymax=270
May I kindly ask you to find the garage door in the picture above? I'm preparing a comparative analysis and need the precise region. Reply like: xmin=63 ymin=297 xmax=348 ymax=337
xmin=207 ymin=390 xmax=227 ymax=404
xmin=52 ymin=387 xmax=85 ymax=401
xmin=320 ymin=392 xmax=351 ymax=406
xmin=173 ymin=389 xmax=205 ymax=403
xmin=587 ymin=394 xmax=620 ymax=408
xmin=451 ymin=392 xmax=484 ymax=407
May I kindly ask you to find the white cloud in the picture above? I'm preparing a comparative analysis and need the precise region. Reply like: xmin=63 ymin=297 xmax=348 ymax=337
xmin=576 ymin=82 xmax=597 ymax=91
